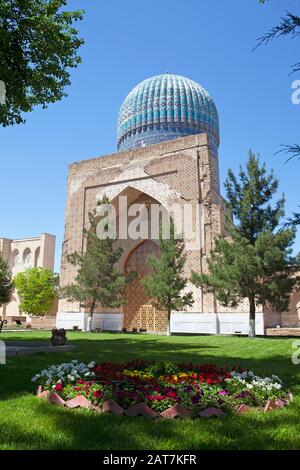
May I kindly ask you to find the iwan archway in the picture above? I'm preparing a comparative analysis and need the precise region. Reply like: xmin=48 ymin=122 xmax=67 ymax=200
xmin=123 ymin=240 xmax=168 ymax=332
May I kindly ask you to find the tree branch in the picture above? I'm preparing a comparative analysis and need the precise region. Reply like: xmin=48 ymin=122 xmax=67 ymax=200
xmin=254 ymin=11 xmax=300 ymax=51
xmin=276 ymin=144 xmax=300 ymax=163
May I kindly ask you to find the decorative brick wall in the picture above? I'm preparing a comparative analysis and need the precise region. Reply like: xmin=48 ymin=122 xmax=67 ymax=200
xmin=58 ymin=133 xmax=263 ymax=333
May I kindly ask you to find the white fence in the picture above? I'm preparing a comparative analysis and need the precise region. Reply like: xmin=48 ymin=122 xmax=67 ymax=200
xmin=0 ymin=340 xmax=5 ymax=364
xmin=170 ymin=312 xmax=264 ymax=335
xmin=56 ymin=311 xmax=264 ymax=335
xmin=56 ymin=312 xmax=124 ymax=332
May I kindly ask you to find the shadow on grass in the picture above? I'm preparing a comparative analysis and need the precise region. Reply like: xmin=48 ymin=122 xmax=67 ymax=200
xmin=1 ymin=396 xmax=299 ymax=450
xmin=0 ymin=335 xmax=298 ymax=396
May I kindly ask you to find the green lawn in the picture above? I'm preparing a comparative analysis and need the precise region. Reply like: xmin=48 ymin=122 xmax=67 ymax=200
xmin=0 ymin=331 xmax=299 ymax=450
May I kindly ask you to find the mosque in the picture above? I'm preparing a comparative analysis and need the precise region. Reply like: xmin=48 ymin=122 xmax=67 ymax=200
xmin=57 ymin=73 xmax=300 ymax=334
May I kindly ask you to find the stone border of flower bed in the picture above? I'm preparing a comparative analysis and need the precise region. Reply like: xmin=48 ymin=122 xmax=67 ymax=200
xmin=36 ymin=387 xmax=293 ymax=419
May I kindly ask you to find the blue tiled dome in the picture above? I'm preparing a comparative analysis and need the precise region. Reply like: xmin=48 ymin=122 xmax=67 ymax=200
xmin=117 ymin=73 xmax=219 ymax=152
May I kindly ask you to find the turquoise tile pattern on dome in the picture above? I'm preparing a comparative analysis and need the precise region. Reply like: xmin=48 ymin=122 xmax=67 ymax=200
xmin=117 ymin=74 xmax=220 ymax=151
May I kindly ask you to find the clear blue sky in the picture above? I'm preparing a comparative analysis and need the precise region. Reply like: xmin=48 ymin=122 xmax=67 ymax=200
xmin=0 ymin=0 xmax=299 ymax=271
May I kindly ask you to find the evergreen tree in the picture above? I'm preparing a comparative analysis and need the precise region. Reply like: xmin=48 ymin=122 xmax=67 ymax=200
xmin=192 ymin=151 xmax=299 ymax=337
xmin=191 ymin=229 xmax=298 ymax=337
xmin=0 ymin=254 xmax=14 ymax=308
xmin=142 ymin=219 xmax=194 ymax=336
xmin=224 ymin=150 xmax=285 ymax=244
xmin=14 ymin=268 xmax=58 ymax=316
xmin=62 ymin=197 xmax=129 ymax=331
xmin=286 ymin=208 xmax=300 ymax=229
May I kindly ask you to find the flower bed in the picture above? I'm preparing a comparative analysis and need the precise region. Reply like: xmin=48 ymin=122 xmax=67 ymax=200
xmin=32 ymin=360 xmax=291 ymax=418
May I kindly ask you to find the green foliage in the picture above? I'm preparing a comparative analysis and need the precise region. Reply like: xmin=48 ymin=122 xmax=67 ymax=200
xmin=286 ymin=209 xmax=300 ymax=228
xmin=62 ymin=197 xmax=129 ymax=319
xmin=62 ymin=382 xmax=112 ymax=406
xmin=224 ymin=150 xmax=285 ymax=244
xmin=0 ymin=331 xmax=299 ymax=450
xmin=0 ymin=0 xmax=84 ymax=126
xmin=142 ymin=219 xmax=194 ymax=332
xmin=192 ymin=152 xmax=299 ymax=335
xmin=191 ymin=229 xmax=298 ymax=313
xmin=146 ymin=361 xmax=180 ymax=376
xmin=14 ymin=267 xmax=58 ymax=316
xmin=0 ymin=253 xmax=14 ymax=306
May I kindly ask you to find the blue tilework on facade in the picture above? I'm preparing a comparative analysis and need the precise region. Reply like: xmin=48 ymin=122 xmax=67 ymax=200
xmin=117 ymin=74 xmax=220 ymax=151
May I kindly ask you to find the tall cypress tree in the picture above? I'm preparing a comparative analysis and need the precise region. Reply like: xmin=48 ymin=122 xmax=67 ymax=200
xmin=192 ymin=151 xmax=299 ymax=337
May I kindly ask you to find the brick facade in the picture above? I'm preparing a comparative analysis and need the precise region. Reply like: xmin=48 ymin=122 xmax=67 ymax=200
xmin=59 ymin=133 xmax=300 ymax=333
xmin=60 ymin=134 xmax=244 ymax=333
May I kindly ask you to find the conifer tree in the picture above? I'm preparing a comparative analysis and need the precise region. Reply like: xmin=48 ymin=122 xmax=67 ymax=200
xmin=224 ymin=150 xmax=285 ymax=244
xmin=142 ymin=219 xmax=194 ymax=336
xmin=192 ymin=151 xmax=299 ymax=337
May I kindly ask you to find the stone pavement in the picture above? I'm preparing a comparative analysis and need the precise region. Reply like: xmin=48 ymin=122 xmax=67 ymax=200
xmin=3 ymin=341 xmax=77 ymax=357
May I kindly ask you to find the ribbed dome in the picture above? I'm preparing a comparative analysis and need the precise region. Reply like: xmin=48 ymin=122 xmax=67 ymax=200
xmin=117 ymin=73 xmax=219 ymax=152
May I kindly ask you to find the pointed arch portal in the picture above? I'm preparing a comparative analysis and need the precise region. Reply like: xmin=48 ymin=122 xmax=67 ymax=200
xmin=123 ymin=240 xmax=167 ymax=332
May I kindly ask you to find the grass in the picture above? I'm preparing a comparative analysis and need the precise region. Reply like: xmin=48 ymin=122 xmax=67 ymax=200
xmin=0 ymin=331 xmax=299 ymax=450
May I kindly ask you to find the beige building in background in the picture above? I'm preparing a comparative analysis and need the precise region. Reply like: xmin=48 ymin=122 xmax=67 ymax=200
xmin=0 ymin=233 xmax=56 ymax=322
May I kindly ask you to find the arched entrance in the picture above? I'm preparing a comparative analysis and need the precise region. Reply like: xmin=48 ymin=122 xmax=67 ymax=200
xmin=124 ymin=240 xmax=161 ymax=332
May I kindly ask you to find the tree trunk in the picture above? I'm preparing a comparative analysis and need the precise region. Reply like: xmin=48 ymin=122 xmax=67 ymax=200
xmin=249 ymin=296 xmax=256 ymax=338
xmin=166 ymin=310 xmax=171 ymax=337
xmin=86 ymin=302 xmax=95 ymax=332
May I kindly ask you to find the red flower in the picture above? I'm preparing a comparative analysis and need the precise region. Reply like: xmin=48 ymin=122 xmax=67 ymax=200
xmin=93 ymin=390 xmax=102 ymax=398
xmin=167 ymin=391 xmax=177 ymax=399
xmin=54 ymin=383 xmax=63 ymax=392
